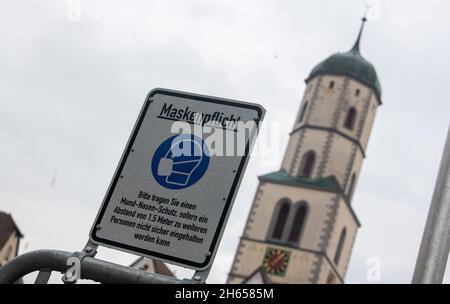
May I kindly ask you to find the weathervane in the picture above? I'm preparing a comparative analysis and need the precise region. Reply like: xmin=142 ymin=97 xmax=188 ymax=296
xmin=365 ymin=0 xmax=381 ymax=21
xmin=350 ymin=0 xmax=380 ymax=53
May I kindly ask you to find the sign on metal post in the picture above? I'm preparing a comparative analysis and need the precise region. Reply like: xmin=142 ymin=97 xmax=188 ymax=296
xmin=90 ymin=88 xmax=265 ymax=272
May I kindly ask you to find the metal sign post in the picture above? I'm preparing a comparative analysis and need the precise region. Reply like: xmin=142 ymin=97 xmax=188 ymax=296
xmin=412 ymin=124 xmax=450 ymax=284
xmin=90 ymin=88 xmax=265 ymax=282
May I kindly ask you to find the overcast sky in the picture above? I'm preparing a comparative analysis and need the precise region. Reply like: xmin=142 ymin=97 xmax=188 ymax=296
xmin=1 ymin=0 xmax=449 ymax=283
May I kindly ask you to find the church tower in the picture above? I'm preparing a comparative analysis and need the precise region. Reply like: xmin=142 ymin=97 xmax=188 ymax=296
xmin=227 ymin=18 xmax=382 ymax=284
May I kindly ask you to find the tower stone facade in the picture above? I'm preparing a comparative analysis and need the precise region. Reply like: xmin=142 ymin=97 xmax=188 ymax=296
xmin=227 ymin=19 xmax=381 ymax=284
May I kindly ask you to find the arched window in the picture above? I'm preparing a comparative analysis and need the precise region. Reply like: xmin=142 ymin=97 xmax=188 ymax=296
xmin=344 ymin=107 xmax=357 ymax=130
xmin=298 ymin=102 xmax=308 ymax=123
xmin=334 ymin=228 xmax=347 ymax=265
xmin=299 ymin=151 xmax=315 ymax=178
xmin=329 ymin=81 xmax=335 ymax=89
xmin=288 ymin=203 xmax=308 ymax=243
xmin=348 ymin=173 xmax=356 ymax=203
xmin=355 ymin=89 xmax=360 ymax=97
xmin=271 ymin=200 xmax=291 ymax=240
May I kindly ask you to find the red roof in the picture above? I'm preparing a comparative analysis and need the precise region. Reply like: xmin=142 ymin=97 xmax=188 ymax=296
xmin=130 ymin=257 xmax=175 ymax=278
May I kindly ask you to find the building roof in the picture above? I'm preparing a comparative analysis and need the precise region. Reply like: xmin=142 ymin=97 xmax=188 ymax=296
xmin=153 ymin=260 xmax=174 ymax=277
xmin=259 ymin=170 xmax=342 ymax=193
xmin=306 ymin=18 xmax=382 ymax=103
xmin=0 ymin=212 xmax=23 ymax=249
xmin=130 ymin=257 xmax=175 ymax=277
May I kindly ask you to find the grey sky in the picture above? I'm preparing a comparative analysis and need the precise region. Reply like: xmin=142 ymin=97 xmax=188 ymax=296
xmin=1 ymin=0 xmax=449 ymax=283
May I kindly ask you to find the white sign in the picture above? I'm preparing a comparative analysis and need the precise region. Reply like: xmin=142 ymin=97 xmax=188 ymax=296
xmin=90 ymin=88 xmax=265 ymax=270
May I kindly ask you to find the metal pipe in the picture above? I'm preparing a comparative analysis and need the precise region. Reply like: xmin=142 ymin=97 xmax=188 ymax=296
xmin=0 ymin=249 xmax=188 ymax=284
xmin=412 ymin=125 xmax=450 ymax=284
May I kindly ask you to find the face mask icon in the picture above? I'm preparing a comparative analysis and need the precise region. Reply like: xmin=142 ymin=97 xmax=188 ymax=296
xmin=159 ymin=137 xmax=203 ymax=186
xmin=151 ymin=134 xmax=210 ymax=190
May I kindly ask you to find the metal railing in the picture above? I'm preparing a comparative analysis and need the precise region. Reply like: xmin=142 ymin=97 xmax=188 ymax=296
xmin=0 ymin=249 xmax=190 ymax=284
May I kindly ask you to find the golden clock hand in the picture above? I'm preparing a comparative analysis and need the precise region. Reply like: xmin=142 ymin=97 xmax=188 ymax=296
xmin=270 ymin=252 xmax=285 ymax=268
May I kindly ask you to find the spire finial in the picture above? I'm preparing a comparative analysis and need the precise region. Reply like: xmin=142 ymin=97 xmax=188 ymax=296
xmin=351 ymin=16 xmax=367 ymax=54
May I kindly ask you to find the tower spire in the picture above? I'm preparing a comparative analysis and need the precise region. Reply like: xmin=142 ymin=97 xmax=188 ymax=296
xmin=350 ymin=16 xmax=367 ymax=54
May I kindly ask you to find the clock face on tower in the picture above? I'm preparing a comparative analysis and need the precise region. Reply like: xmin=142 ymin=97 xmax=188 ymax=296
xmin=262 ymin=247 xmax=291 ymax=276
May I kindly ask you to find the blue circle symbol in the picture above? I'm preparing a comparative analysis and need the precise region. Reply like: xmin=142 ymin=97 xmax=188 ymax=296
xmin=151 ymin=134 xmax=209 ymax=190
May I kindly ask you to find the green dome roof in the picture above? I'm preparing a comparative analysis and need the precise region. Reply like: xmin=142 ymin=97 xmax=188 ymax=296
xmin=307 ymin=18 xmax=382 ymax=102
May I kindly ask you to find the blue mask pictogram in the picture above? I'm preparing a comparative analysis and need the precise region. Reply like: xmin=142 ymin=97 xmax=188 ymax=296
xmin=151 ymin=134 xmax=209 ymax=189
